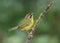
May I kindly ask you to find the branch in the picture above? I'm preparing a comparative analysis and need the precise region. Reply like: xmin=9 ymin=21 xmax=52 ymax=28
xmin=26 ymin=1 xmax=54 ymax=43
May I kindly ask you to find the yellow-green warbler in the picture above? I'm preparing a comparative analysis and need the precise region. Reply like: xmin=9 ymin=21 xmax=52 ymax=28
xmin=9 ymin=13 xmax=34 ymax=31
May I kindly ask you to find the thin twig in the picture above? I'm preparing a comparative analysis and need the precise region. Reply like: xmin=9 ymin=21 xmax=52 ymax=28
xmin=26 ymin=1 xmax=54 ymax=43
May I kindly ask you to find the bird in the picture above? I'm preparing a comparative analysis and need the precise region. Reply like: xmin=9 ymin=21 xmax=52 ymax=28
xmin=9 ymin=13 xmax=34 ymax=31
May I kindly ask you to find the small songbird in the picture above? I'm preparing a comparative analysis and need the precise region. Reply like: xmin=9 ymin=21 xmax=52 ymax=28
xmin=9 ymin=13 xmax=34 ymax=31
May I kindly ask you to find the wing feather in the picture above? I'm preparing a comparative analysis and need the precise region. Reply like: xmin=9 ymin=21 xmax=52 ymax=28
xmin=18 ymin=18 xmax=31 ymax=29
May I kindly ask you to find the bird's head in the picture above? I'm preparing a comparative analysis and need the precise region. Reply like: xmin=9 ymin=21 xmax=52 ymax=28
xmin=26 ymin=13 xmax=33 ymax=19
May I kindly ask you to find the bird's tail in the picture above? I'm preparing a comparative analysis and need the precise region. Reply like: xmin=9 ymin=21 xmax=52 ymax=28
xmin=8 ymin=26 xmax=18 ymax=31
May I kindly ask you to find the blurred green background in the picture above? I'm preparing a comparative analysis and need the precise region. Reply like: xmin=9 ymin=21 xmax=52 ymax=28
xmin=0 ymin=0 xmax=60 ymax=43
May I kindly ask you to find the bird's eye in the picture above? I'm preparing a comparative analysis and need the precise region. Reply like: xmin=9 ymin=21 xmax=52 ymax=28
xmin=30 ymin=15 xmax=32 ymax=18
xmin=26 ymin=13 xmax=32 ymax=18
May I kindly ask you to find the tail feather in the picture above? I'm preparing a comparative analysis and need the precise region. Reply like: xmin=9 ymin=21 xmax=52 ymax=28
xmin=8 ymin=26 xmax=18 ymax=31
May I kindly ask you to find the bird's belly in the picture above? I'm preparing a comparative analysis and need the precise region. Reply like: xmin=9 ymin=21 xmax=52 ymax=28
xmin=21 ymin=23 xmax=33 ymax=31
xmin=21 ymin=26 xmax=31 ymax=31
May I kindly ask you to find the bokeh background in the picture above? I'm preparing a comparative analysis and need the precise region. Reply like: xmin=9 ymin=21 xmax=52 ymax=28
xmin=0 ymin=0 xmax=60 ymax=43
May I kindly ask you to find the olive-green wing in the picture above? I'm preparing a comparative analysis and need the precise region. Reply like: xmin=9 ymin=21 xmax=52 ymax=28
xmin=18 ymin=18 xmax=31 ymax=29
